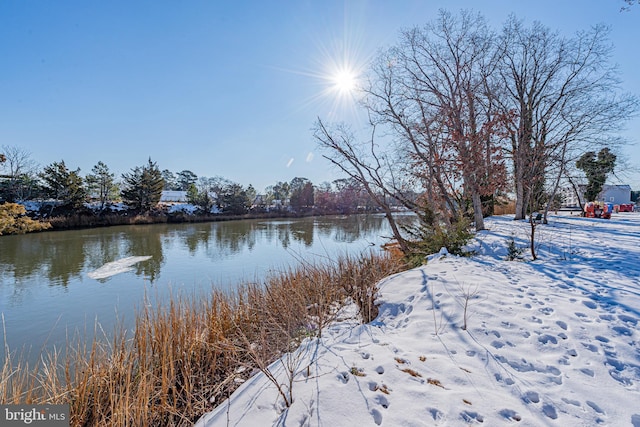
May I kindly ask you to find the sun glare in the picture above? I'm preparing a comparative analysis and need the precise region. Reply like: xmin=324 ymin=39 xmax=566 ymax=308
xmin=331 ymin=67 xmax=358 ymax=95
xmin=275 ymin=7 xmax=373 ymax=121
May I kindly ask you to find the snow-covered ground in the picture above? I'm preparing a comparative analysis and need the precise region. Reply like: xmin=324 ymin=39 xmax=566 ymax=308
xmin=195 ymin=213 xmax=640 ymax=426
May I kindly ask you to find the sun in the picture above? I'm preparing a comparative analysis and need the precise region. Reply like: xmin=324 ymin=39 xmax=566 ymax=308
xmin=331 ymin=67 xmax=359 ymax=96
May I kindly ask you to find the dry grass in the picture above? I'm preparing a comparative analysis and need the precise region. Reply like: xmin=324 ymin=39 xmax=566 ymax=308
xmin=494 ymin=200 xmax=516 ymax=215
xmin=1 ymin=251 xmax=405 ymax=426
xmin=401 ymin=368 xmax=422 ymax=378
xmin=427 ymin=378 xmax=445 ymax=389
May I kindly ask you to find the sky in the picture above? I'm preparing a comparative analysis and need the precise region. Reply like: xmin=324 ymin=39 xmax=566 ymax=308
xmin=1 ymin=0 xmax=639 ymax=193
xmin=195 ymin=213 xmax=640 ymax=426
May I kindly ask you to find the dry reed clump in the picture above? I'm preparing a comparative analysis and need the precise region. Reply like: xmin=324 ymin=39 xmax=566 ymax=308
xmin=0 ymin=251 xmax=404 ymax=426
xmin=494 ymin=200 xmax=516 ymax=215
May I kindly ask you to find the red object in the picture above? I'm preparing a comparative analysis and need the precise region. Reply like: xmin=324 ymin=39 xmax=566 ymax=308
xmin=618 ymin=203 xmax=634 ymax=212
xmin=584 ymin=202 xmax=611 ymax=219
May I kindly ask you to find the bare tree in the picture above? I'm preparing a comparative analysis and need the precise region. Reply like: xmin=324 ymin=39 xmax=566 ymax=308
xmin=313 ymin=119 xmax=411 ymax=253
xmin=497 ymin=19 xmax=637 ymax=220
xmin=0 ymin=145 xmax=40 ymax=202
xmin=357 ymin=11 xmax=511 ymax=232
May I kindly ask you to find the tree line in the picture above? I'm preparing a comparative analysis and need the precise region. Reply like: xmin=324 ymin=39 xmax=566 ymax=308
xmin=314 ymin=10 xmax=638 ymax=255
xmin=0 ymin=146 xmax=402 ymax=231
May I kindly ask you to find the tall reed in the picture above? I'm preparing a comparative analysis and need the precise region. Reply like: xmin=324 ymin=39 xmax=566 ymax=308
xmin=0 ymin=251 xmax=404 ymax=426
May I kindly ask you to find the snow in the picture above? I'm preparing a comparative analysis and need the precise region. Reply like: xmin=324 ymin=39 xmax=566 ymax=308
xmin=87 ymin=255 xmax=152 ymax=279
xmin=195 ymin=213 xmax=640 ymax=427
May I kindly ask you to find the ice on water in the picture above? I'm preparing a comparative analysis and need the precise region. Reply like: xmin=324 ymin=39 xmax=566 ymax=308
xmin=87 ymin=256 xmax=152 ymax=280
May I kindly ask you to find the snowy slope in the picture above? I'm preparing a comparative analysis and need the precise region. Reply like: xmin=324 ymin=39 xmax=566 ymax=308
xmin=195 ymin=213 xmax=640 ymax=426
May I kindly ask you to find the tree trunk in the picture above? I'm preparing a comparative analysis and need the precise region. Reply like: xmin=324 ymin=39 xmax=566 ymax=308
xmin=472 ymin=191 xmax=485 ymax=231
xmin=514 ymin=177 xmax=526 ymax=220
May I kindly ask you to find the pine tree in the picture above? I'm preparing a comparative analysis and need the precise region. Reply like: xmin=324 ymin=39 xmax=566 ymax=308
xmin=121 ymin=158 xmax=164 ymax=212
xmin=86 ymin=161 xmax=116 ymax=210
xmin=40 ymin=160 xmax=87 ymax=209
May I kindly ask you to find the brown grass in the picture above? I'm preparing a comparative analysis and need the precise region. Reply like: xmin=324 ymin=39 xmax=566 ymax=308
xmin=401 ymin=368 xmax=422 ymax=378
xmin=427 ymin=378 xmax=445 ymax=388
xmin=1 ymin=251 xmax=405 ymax=426
xmin=493 ymin=200 xmax=516 ymax=216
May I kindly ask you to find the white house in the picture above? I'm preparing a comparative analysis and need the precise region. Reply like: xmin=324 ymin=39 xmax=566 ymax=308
xmin=561 ymin=184 xmax=631 ymax=207
xmin=160 ymin=190 xmax=188 ymax=203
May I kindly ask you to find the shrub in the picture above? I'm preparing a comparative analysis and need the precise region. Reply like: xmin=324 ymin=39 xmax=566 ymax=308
xmin=403 ymin=211 xmax=474 ymax=267
xmin=0 ymin=202 xmax=51 ymax=235
xmin=505 ymin=237 xmax=524 ymax=261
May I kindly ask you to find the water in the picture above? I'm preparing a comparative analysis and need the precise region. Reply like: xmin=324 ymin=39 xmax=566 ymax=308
xmin=0 ymin=214 xmax=411 ymax=361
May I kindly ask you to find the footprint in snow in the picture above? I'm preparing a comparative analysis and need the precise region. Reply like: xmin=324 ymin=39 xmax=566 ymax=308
xmin=575 ymin=312 xmax=593 ymax=322
xmin=494 ymin=373 xmax=515 ymax=386
xmin=618 ymin=314 xmax=638 ymax=326
xmin=586 ymin=401 xmax=605 ymax=415
xmin=562 ymin=397 xmax=581 ymax=407
xmin=536 ymin=333 xmax=557 ymax=345
xmin=460 ymin=410 xmax=484 ymax=423
xmin=556 ymin=320 xmax=568 ymax=330
xmin=582 ymin=300 xmax=597 ymax=309
xmin=542 ymin=403 xmax=558 ymax=419
xmin=523 ymin=390 xmax=540 ymax=404
xmin=539 ymin=307 xmax=554 ymax=315
xmin=530 ymin=316 xmax=543 ymax=324
xmin=499 ymin=409 xmax=522 ymax=422
xmin=612 ymin=325 xmax=633 ymax=336
xmin=580 ymin=368 xmax=595 ymax=377
xmin=374 ymin=394 xmax=389 ymax=409
xmin=371 ymin=408 xmax=383 ymax=425
xmin=427 ymin=407 xmax=445 ymax=421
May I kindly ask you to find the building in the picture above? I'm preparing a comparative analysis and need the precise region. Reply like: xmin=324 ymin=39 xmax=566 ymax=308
xmin=561 ymin=184 xmax=632 ymax=207
xmin=160 ymin=190 xmax=188 ymax=203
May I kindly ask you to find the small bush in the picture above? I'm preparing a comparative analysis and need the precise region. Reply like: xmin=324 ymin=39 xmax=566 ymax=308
xmin=0 ymin=202 xmax=51 ymax=235
xmin=505 ymin=237 xmax=524 ymax=261
xmin=403 ymin=212 xmax=474 ymax=267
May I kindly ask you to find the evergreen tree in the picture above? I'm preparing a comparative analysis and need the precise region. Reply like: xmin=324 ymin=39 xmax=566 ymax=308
xmin=220 ymin=182 xmax=249 ymax=214
xmin=186 ymin=183 xmax=213 ymax=212
xmin=576 ymin=148 xmax=617 ymax=202
xmin=86 ymin=161 xmax=116 ymax=210
xmin=40 ymin=160 xmax=87 ymax=209
xmin=176 ymin=170 xmax=198 ymax=191
xmin=121 ymin=158 xmax=164 ymax=212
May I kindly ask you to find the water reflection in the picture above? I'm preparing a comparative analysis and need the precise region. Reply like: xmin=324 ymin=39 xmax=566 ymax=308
xmin=0 ymin=214 xmax=415 ymax=363
xmin=0 ymin=215 xmax=411 ymax=288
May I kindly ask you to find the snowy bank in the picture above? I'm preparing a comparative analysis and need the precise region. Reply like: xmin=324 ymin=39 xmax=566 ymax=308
xmin=196 ymin=214 xmax=640 ymax=426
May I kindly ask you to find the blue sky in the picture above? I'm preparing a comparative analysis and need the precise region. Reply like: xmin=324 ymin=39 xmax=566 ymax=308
xmin=1 ymin=0 xmax=638 ymax=192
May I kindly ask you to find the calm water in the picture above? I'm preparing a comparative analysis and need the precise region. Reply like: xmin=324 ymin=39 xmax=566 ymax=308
xmin=0 ymin=214 xmax=410 ymax=361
